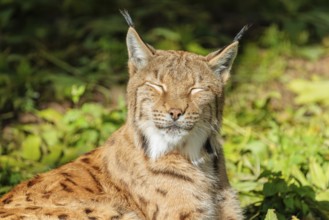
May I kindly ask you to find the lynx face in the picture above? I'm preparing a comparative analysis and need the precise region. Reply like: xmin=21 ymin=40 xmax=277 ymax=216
xmin=124 ymin=16 xmax=239 ymax=162
xmin=130 ymin=52 xmax=224 ymax=161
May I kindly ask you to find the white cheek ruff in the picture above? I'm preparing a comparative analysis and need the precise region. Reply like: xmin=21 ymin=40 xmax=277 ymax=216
xmin=138 ymin=121 xmax=186 ymax=159
xmin=138 ymin=119 xmax=210 ymax=163
xmin=182 ymin=123 xmax=210 ymax=162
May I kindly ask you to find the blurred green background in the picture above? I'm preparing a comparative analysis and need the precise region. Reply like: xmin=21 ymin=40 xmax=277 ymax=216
xmin=1 ymin=0 xmax=329 ymax=219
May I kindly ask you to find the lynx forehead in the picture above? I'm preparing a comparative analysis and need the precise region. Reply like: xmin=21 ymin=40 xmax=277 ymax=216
xmin=0 ymin=11 xmax=246 ymax=220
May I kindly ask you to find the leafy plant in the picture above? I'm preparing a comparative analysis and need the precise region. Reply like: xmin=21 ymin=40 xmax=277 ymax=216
xmin=264 ymin=209 xmax=278 ymax=220
xmin=252 ymin=171 xmax=329 ymax=220
xmin=0 ymin=103 xmax=126 ymax=192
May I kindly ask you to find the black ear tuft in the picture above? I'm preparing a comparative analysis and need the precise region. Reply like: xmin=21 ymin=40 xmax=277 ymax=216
xmin=233 ymin=24 xmax=252 ymax=42
xmin=120 ymin=9 xmax=134 ymax=27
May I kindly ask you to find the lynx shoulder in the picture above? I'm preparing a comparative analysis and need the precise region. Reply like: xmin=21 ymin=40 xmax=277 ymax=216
xmin=0 ymin=11 xmax=247 ymax=220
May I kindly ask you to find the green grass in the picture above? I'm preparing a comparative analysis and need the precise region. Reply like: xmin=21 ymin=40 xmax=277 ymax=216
xmin=221 ymin=28 xmax=329 ymax=219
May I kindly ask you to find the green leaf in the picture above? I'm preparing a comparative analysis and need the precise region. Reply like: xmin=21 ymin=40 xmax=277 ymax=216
xmin=316 ymin=190 xmax=329 ymax=201
xmin=37 ymin=108 xmax=63 ymax=125
xmin=149 ymin=28 xmax=181 ymax=41
xmin=0 ymin=155 xmax=25 ymax=167
xmin=288 ymin=79 xmax=329 ymax=105
xmin=186 ymin=42 xmax=209 ymax=55
xmin=17 ymin=59 xmax=32 ymax=76
xmin=264 ymin=209 xmax=278 ymax=220
xmin=63 ymin=109 xmax=83 ymax=124
xmin=81 ymin=103 xmax=104 ymax=119
xmin=21 ymin=135 xmax=41 ymax=161
xmin=263 ymin=179 xmax=288 ymax=197
xmin=245 ymin=141 xmax=267 ymax=157
xmin=263 ymin=182 xmax=277 ymax=196
xmin=71 ymin=84 xmax=86 ymax=104
xmin=233 ymin=181 xmax=260 ymax=192
xmin=41 ymin=144 xmax=63 ymax=165
xmin=283 ymin=196 xmax=295 ymax=211
xmin=309 ymin=158 xmax=327 ymax=190
xmin=59 ymin=148 xmax=83 ymax=164
xmin=298 ymin=46 xmax=325 ymax=61
xmin=41 ymin=129 xmax=60 ymax=147
xmin=0 ymin=186 xmax=12 ymax=195
xmin=291 ymin=166 xmax=309 ymax=186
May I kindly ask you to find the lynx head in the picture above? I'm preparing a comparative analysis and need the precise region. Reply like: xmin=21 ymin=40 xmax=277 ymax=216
xmin=121 ymin=11 xmax=247 ymax=162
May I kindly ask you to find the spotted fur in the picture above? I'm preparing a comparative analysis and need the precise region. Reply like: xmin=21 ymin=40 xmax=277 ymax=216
xmin=0 ymin=12 xmax=244 ymax=220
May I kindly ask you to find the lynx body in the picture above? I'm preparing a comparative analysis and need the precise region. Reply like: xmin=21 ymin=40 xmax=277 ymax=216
xmin=0 ymin=12 xmax=245 ymax=220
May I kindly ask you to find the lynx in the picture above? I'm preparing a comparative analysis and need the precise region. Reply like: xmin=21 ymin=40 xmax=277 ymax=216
xmin=0 ymin=11 xmax=247 ymax=220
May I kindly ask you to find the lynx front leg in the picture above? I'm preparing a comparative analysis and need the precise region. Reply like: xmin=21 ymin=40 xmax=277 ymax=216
xmin=212 ymin=137 xmax=243 ymax=220
xmin=217 ymin=188 xmax=243 ymax=220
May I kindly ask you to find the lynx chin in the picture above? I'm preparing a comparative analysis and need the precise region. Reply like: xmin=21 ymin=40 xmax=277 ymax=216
xmin=0 ymin=10 xmax=248 ymax=220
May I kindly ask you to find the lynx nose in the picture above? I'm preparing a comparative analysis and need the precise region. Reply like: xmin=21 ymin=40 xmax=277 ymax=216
xmin=169 ymin=108 xmax=183 ymax=121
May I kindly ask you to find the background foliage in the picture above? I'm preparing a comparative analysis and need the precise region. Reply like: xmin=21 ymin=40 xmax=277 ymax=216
xmin=1 ymin=0 xmax=329 ymax=219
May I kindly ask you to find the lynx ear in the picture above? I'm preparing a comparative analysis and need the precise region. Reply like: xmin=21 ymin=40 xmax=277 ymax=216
xmin=121 ymin=10 xmax=154 ymax=71
xmin=206 ymin=41 xmax=238 ymax=84
xmin=126 ymin=27 xmax=154 ymax=70
xmin=206 ymin=24 xmax=250 ymax=83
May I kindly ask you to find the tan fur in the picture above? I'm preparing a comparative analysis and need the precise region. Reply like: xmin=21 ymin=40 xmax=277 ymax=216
xmin=0 ymin=14 xmax=243 ymax=220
